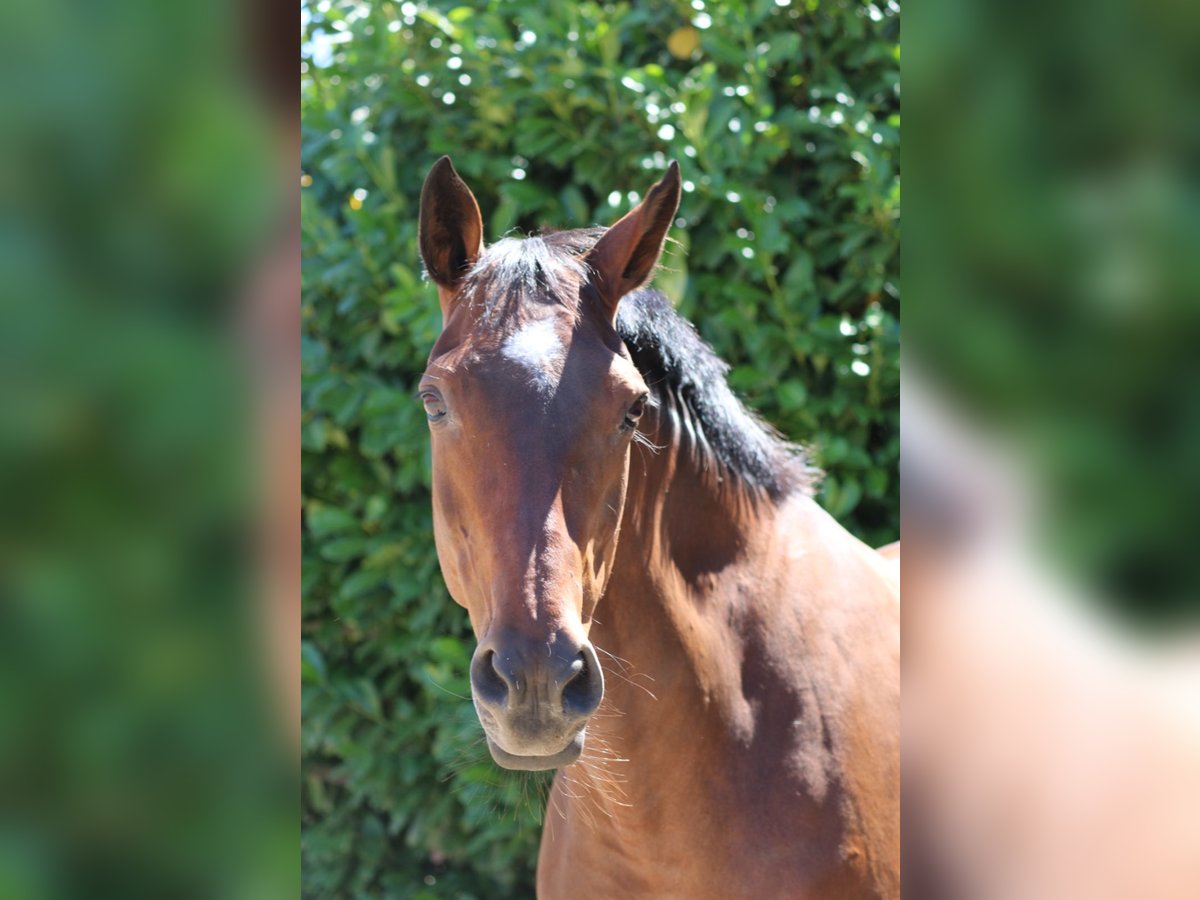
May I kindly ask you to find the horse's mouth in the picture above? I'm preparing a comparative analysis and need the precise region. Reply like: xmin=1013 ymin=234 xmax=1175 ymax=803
xmin=484 ymin=730 xmax=585 ymax=771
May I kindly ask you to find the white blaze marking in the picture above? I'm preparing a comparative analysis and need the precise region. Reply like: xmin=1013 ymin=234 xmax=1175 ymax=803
xmin=501 ymin=318 xmax=565 ymax=391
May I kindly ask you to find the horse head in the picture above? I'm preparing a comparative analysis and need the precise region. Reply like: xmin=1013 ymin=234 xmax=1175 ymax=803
xmin=417 ymin=157 xmax=680 ymax=769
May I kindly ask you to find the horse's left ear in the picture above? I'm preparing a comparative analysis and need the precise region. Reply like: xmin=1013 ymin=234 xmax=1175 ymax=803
xmin=586 ymin=161 xmax=681 ymax=317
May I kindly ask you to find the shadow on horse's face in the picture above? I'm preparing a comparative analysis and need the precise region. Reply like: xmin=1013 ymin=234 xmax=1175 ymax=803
xmin=417 ymin=157 xmax=679 ymax=769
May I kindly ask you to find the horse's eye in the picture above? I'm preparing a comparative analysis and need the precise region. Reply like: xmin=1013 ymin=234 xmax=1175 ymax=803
xmin=622 ymin=394 xmax=648 ymax=431
xmin=421 ymin=390 xmax=447 ymax=422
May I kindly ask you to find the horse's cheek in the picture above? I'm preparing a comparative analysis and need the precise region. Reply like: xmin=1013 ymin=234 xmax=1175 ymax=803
xmin=430 ymin=495 xmax=472 ymax=606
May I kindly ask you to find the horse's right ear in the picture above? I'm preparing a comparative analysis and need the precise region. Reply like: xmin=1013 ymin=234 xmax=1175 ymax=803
xmin=419 ymin=156 xmax=484 ymax=313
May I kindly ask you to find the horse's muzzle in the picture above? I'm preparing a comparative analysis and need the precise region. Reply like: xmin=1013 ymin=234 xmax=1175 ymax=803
xmin=469 ymin=633 xmax=604 ymax=769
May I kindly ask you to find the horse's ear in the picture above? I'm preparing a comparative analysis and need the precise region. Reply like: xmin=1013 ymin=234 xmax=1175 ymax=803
xmin=586 ymin=161 xmax=681 ymax=317
xmin=419 ymin=156 xmax=484 ymax=311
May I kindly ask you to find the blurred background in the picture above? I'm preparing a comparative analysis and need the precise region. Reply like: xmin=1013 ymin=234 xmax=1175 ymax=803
xmin=905 ymin=0 xmax=1200 ymax=895
xmin=0 ymin=0 xmax=297 ymax=898
xmin=906 ymin=0 xmax=1200 ymax=623
xmin=301 ymin=0 xmax=898 ymax=896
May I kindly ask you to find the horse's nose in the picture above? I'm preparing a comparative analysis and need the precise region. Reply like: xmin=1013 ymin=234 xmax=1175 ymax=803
xmin=470 ymin=635 xmax=603 ymax=723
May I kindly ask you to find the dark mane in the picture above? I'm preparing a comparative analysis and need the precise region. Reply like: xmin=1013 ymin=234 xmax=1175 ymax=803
xmin=616 ymin=289 xmax=817 ymax=502
xmin=456 ymin=228 xmax=816 ymax=502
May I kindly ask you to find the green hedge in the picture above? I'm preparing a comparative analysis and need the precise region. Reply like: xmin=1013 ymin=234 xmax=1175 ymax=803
xmin=301 ymin=1 xmax=898 ymax=896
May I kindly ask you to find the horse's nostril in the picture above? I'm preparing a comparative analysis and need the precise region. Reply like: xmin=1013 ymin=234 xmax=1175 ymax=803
xmin=471 ymin=648 xmax=510 ymax=708
xmin=472 ymin=638 xmax=603 ymax=721
xmin=559 ymin=657 xmax=583 ymax=696
xmin=561 ymin=648 xmax=603 ymax=719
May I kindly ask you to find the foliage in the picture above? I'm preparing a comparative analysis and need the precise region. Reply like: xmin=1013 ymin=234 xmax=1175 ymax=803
xmin=301 ymin=0 xmax=898 ymax=896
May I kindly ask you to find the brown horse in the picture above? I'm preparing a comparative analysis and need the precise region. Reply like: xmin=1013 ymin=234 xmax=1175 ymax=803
xmin=417 ymin=157 xmax=899 ymax=898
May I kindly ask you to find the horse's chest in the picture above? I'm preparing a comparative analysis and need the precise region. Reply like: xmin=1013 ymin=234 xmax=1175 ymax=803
xmin=536 ymin=773 xmax=866 ymax=899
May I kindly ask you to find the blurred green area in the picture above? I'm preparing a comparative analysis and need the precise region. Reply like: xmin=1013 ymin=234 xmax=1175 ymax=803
xmin=0 ymin=0 xmax=295 ymax=897
xmin=301 ymin=0 xmax=898 ymax=895
xmin=906 ymin=0 xmax=1200 ymax=622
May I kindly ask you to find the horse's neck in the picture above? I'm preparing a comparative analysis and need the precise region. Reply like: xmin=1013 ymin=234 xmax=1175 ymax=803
xmin=554 ymin=437 xmax=901 ymax=897
xmin=593 ymin=440 xmax=793 ymax=758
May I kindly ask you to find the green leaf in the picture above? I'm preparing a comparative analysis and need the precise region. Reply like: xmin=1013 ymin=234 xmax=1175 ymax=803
xmin=306 ymin=503 xmax=359 ymax=538
xmin=301 ymin=641 xmax=328 ymax=685
xmin=319 ymin=536 xmax=367 ymax=562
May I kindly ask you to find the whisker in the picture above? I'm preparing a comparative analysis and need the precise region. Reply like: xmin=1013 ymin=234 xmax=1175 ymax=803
xmin=422 ymin=673 xmax=472 ymax=701
xmin=594 ymin=645 xmax=659 ymax=701
xmin=615 ymin=674 xmax=658 ymax=700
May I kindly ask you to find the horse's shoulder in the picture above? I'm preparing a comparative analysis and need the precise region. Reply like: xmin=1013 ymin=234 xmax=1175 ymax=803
xmin=770 ymin=494 xmax=899 ymax=602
